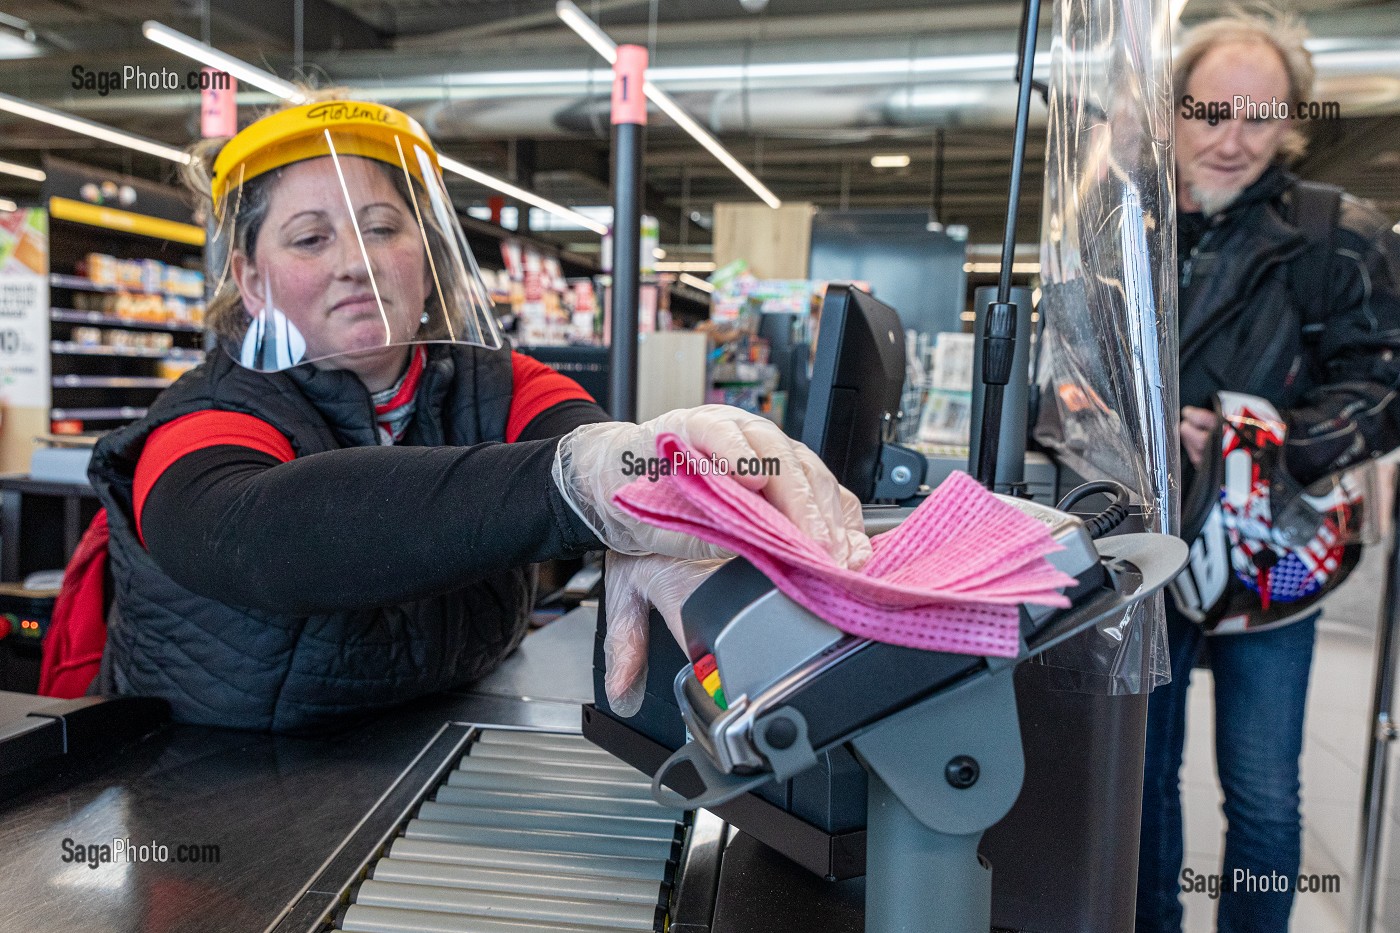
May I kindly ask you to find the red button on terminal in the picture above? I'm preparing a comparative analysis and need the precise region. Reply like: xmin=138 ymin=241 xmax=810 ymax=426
xmin=693 ymin=653 xmax=717 ymax=682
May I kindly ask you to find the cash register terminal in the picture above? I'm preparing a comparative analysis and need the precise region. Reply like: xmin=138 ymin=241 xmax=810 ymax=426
xmin=583 ymin=284 xmax=1186 ymax=933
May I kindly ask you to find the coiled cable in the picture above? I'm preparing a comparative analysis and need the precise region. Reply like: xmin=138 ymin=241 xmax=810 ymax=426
xmin=1057 ymin=480 xmax=1131 ymax=539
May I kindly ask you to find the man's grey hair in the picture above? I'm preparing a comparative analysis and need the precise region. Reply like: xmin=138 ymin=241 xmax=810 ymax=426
xmin=1174 ymin=6 xmax=1315 ymax=161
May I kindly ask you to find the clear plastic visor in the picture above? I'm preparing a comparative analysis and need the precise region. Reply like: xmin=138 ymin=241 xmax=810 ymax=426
xmin=208 ymin=131 xmax=501 ymax=379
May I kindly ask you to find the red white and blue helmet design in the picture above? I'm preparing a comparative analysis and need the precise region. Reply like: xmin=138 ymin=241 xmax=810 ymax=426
xmin=1171 ymin=391 xmax=1364 ymax=635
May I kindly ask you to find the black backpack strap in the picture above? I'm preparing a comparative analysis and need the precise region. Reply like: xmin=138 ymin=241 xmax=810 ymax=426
xmin=1288 ymin=180 xmax=1343 ymax=348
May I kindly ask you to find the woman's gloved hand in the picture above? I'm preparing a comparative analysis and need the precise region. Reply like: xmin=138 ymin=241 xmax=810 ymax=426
xmin=603 ymin=554 xmax=728 ymax=717
xmin=553 ymin=404 xmax=872 ymax=566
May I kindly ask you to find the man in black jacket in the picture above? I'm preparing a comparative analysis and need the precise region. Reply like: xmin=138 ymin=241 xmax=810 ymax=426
xmin=1138 ymin=11 xmax=1400 ymax=933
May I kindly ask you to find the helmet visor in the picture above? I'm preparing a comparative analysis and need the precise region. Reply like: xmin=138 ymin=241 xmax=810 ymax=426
xmin=209 ymin=126 xmax=501 ymax=374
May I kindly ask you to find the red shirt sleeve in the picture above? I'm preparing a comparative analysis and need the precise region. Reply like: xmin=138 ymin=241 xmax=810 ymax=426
xmin=507 ymin=351 xmax=597 ymax=443
xmin=133 ymin=411 xmax=295 ymax=543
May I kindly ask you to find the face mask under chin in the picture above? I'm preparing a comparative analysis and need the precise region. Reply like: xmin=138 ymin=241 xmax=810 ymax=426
xmin=240 ymin=300 xmax=309 ymax=371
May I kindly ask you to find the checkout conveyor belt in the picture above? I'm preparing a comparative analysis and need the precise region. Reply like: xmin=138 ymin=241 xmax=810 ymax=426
xmin=333 ymin=728 xmax=685 ymax=933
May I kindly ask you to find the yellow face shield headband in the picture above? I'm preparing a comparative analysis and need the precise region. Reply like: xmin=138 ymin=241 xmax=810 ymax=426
xmin=210 ymin=101 xmax=440 ymax=217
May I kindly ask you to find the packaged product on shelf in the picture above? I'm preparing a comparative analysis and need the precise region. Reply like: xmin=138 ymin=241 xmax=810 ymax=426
xmin=166 ymin=267 xmax=200 ymax=298
xmin=86 ymin=253 xmax=118 ymax=287
xmin=72 ymin=327 xmax=102 ymax=347
xmin=141 ymin=259 xmax=164 ymax=294
xmin=164 ymin=296 xmax=187 ymax=322
xmin=570 ymin=279 xmax=598 ymax=343
xmin=190 ymin=301 xmax=206 ymax=326
xmin=161 ymin=264 xmax=182 ymax=296
xmin=117 ymin=259 xmax=143 ymax=290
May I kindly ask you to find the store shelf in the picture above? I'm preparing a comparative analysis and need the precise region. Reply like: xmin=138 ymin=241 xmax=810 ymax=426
xmin=51 ymin=342 xmax=204 ymax=361
xmin=48 ymin=196 xmax=205 ymax=247
xmin=49 ymin=274 xmax=201 ymax=302
xmin=43 ymin=185 xmax=206 ymax=436
xmin=52 ymin=375 xmax=173 ymax=389
xmin=50 ymin=308 xmax=203 ymax=333
xmin=51 ymin=407 xmax=149 ymax=421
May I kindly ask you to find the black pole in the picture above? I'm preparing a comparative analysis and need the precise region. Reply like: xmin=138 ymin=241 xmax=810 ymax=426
xmin=609 ymin=45 xmax=647 ymax=423
xmin=975 ymin=0 xmax=1041 ymax=489
xmin=1354 ymin=465 xmax=1400 ymax=932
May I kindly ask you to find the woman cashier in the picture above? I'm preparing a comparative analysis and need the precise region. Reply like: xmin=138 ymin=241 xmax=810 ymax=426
xmin=84 ymin=98 xmax=868 ymax=734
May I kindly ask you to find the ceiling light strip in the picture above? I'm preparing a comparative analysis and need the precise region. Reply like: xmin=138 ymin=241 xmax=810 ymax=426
xmin=655 ymin=260 xmax=716 ymax=273
xmin=0 ymin=92 xmax=190 ymax=164
xmin=678 ymin=272 xmax=714 ymax=293
xmin=141 ymin=21 xmax=605 ymax=236
xmin=556 ymin=0 xmax=782 ymax=209
xmin=643 ymin=87 xmax=781 ymax=209
xmin=142 ymin=21 xmax=308 ymax=103
xmin=556 ymin=2 xmax=620 ymax=64
xmin=0 ymin=158 xmax=44 ymax=182
xmin=439 ymin=156 xmax=610 ymax=235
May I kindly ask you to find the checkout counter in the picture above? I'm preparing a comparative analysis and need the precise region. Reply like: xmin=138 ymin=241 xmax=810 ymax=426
xmin=0 ymin=610 xmax=657 ymax=933
xmin=0 ymin=568 xmax=1178 ymax=933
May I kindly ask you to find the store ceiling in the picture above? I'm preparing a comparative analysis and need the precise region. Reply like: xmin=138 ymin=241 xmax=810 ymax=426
xmin=1 ymin=0 xmax=1399 ymax=260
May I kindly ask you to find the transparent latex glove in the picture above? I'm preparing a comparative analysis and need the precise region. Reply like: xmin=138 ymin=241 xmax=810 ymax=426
xmin=604 ymin=554 xmax=728 ymax=717
xmin=553 ymin=404 xmax=872 ymax=566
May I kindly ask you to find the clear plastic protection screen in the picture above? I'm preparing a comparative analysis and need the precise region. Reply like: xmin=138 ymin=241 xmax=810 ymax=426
xmin=210 ymin=130 xmax=502 ymax=374
xmin=1032 ymin=0 xmax=1179 ymax=693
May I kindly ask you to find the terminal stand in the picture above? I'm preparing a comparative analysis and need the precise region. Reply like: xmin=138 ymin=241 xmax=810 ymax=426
xmin=856 ymin=664 xmax=1022 ymax=933
xmin=590 ymin=522 xmax=1187 ymax=932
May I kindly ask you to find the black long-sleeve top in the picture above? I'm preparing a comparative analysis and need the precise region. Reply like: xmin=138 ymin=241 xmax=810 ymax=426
xmin=140 ymin=394 xmax=608 ymax=616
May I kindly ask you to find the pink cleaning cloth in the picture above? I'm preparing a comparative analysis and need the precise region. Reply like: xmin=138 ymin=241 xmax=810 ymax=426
xmin=612 ymin=434 xmax=1078 ymax=658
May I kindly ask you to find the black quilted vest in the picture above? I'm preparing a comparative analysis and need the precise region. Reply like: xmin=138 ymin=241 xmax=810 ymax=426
xmin=88 ymin=343 xmax=529 ymax=734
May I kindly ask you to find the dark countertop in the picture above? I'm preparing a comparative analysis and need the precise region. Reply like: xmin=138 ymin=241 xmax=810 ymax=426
xmin=0 ymin=608 xmax=599 ymax=933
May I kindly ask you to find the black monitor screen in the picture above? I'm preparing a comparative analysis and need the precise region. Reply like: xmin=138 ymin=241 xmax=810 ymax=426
xmin=801 ymin=284 xmax=907 ymax=502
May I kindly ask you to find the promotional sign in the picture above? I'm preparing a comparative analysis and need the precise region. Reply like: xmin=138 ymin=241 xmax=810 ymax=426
xmin=0 ymin=207 xmax=50 ymax=408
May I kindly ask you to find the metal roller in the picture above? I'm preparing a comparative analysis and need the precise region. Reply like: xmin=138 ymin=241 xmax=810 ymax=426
xmin=369 ymin=859 xmax=663 ymax=904
xmin=429 ymin=786 xmax=681 ymax=821
xmin=334 ymin=728 xmax=682 ymax=933
xmin=353 ymin=880 xmax=659 ymax=930
xmin=339 ymin=903 xmax=617 ymax=933
xmin=456 ymin=755 xmax=644 ymax=781
xmin=473 ymin=731 xmax=621 ymax=756
xmin=384 ymin=839 xmax=670 ymax=883
xmin=403 ymin=819 xmax=677 ymax=861
xmin=465 ymin=744 xmax=642 ymax=769
xmin=444 ymin=768 xmax=657 ymax=800
xmin=415 ymin=801 xmax=681 ymax=840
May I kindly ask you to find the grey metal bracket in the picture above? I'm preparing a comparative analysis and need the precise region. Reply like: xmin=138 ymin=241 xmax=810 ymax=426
xmin=851 ymin=663 xmax=1026 ymax=933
